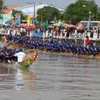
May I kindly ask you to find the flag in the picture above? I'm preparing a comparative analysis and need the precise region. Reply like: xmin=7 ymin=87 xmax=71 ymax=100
xmin=86 ymin=18 xmax=91 ymax=31
xmin=27 ymin=15 xmax=31 ymax=26
xmin=56 ymin=20 xmax=61 ymax=30
xmin=43 ymin=20 xmax=48 ymax=30
xmin=57 ymin=20 xmax=61 ymax=27
xmin=32 ymin=32 xmax=43 ymax=37
xmin=14 ymin=12 xmax=21 ymax=25
xmin=55 ymin=20 xmax=61 ymax=37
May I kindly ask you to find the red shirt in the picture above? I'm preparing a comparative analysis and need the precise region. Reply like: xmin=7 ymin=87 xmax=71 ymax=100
xmin=86 ymin=38 xmax=90 ymax=46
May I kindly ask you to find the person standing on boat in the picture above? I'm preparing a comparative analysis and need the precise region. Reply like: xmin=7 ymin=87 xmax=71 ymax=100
xmin=86 ymin=36 xmax=90 ymax=48
xmin=84 ymin=36 xmax=90 ymax=48
xmin=14 ymin=48 xmax=26 ymax=63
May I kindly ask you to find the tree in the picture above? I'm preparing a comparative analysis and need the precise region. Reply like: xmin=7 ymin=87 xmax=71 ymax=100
xmin=0 ymin=0 xmax=3 ymax=12
xmin=64 ymin=0 xmax=98 ymax=24
xmin=96 ymin=7 xmax=100 ymax=20
xmin=0 ymin=0 xmax=7 ymax=14
xmin=36 ymin=6 xmax=61 ymax=23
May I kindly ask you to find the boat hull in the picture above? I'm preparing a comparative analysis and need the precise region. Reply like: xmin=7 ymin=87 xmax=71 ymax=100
xmin=0 ymin=49 xmax=38 ymax=68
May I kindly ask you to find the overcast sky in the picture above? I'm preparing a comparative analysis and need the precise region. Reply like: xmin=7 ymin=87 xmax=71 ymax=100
xmin=4 ymin=0 xmax=100 ymax=9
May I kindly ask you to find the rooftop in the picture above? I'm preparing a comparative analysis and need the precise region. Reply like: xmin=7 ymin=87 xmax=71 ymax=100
xmin=3 ymin=4 xmax=20 ymax=14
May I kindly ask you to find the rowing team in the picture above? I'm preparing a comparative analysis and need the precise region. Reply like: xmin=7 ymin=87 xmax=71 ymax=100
xmin=4 ymin=34 xmax=100 ymax=56
xmin=0 ymin=47 xmax=26 ymax=63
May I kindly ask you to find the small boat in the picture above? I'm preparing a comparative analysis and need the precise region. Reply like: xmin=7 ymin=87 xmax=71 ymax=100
xmin=0 ymin=49 xmax=38 ymax=68
xmin=21 ymin=49 xmax=38 ymax=68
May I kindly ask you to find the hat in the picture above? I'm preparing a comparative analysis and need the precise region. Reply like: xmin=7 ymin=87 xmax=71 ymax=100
xmin=18 ymin=48 xmax=23 ymax=52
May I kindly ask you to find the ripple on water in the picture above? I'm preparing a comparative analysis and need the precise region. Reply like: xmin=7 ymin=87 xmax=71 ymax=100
xmin=0 ymin=52 xmax=100 ymax=100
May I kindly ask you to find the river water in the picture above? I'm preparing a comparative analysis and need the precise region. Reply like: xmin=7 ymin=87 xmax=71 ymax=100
xmin=0 ymin=52 xmax=100 ymax=100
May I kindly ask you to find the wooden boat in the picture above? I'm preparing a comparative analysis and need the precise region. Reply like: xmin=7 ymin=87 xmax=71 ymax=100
xmin=21 ymin=49 xmax=38 ymax=68
xmin=0 ymin=49 xmax=38 ymax=69
xmin=2 ymin=38 xmax=100 ymax=60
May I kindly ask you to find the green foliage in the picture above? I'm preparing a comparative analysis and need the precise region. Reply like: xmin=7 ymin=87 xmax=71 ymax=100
xmin=96 ymin=7 xmax=100 ymax=20
xmin=60 ymin=13 xmax=65 ymax=20
xmin=43 ymin=20 xmax=48 ymax=29
xmin=12 ymin=9 xmax=26 ymax=20
xmin=97 ymin=13 xmax=100 ymax=20
xmin=0 ymin=0 xmax=7 ymax=14
xmin=37 ymin=6 xmax=61 ymax=23
xmin=0 ymin=35 xmax=2 ymax=40
xmin=64 ymin=0 xmax=99 ymax=24
xmin=0 ymin=0 xmax=3 ymax=10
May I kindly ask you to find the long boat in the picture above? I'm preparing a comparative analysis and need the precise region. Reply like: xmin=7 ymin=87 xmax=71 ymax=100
xmin=21 ymin=49 xmax=38 ymax=68
xmin=1 ymin=34 xmax=100 ymax=60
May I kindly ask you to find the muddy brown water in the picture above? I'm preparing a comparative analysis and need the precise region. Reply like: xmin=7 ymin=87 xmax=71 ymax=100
xmin=0 ymin=52 xmax=100 ymax=100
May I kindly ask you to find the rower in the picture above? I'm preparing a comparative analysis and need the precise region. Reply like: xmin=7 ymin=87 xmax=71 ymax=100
xmin=0 ymin=50 xmax=6 ymax=62
xmin=14 ymin=48 xmax=26 ymax=63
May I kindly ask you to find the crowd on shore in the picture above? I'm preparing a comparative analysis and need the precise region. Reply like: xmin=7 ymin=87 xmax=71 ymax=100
xmin=0 ymin=24 xmax=100 ymax=42
xmin=0 ymin=25 xmax=42 ymax=37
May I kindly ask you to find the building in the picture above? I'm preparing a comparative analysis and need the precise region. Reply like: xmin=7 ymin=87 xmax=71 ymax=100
xmin=0 ymin=14 xmax=12 ymax=25
xmin=3 ymin=4 xmax=20 ymax=14
xmin=0 ymin=4 xmax=20 ymax=25
xmin=80 ymin=21 xmax=100 ymax=28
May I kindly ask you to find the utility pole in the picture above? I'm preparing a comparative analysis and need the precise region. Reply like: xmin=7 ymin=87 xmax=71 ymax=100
xmin=27 ymin=2 xmax=36 ymax=24
xmin=40 ymin=12 xmax=42 ymax=26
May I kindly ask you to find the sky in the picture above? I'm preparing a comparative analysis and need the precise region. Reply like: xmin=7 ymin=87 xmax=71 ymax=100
xmin=4 ymin=0 xmax=100 ymax=9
